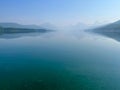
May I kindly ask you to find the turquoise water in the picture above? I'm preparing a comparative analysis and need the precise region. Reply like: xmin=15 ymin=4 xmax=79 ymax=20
xmin=0 ymin=30 xmax=120 ymax=90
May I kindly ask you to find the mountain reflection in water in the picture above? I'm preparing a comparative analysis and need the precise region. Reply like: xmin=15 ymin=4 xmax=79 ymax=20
xmin=92 ymin=30 xmax=120 ymax=42
xmin=1 ymin=30 xmax=120 ymax=90
xmin=0 ymin=30 xmax=51 ymax=39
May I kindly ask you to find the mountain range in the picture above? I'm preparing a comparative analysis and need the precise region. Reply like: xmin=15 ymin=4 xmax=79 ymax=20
xmin=92 ymin=20 xmax=120 ymax=32
xmin=0 ymin=23 xmax=44 ymax=29
xmin=0 ymin=23 xmax=52 ymax=34
xmin=92 ymin=20 xmax=120 ymax=42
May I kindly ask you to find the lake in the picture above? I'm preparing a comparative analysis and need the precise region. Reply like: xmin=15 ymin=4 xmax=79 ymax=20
xmin=0 ymin=30 xmax=120 ymax=90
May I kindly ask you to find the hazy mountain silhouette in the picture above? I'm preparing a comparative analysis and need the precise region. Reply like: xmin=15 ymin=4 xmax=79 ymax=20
xmin=92 ymin=20 xmax=120 ymax=42
xmin=92 ymin=20 xmax=120 ymax=32
xmin=0 ymin=23 xmax=52 ymax=36
xmin=0 ymin=22 xmax=57 ymax=30
xmin=0 ymin=23 xmax=43 ymax=29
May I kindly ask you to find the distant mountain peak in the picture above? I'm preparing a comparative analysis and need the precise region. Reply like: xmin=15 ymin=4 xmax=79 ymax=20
xmin=92 ymin=19 xmax=120 ymax=33
xmin=0 ymin=22 xmax=56 ymax=30
xmin=112 ymin=20 xmax=120 ymax=25
xmin=0 ymin=22 xmax=43 ymax=29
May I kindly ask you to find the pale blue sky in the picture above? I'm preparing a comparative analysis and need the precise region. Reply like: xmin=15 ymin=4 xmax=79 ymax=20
xmin=0 ymin=0 xmax=120 ymax=26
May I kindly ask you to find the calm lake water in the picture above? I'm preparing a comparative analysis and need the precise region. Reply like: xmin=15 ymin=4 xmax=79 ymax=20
xmin=0 ymin=30 xmax=120 ymax=90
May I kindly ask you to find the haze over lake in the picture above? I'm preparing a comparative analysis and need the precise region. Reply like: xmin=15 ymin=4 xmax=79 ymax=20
xmin=0 ymin=29 xmax=120 ymax=90
xmin=1 ymin=0 xmax=120 ymax=90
